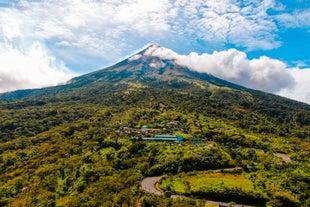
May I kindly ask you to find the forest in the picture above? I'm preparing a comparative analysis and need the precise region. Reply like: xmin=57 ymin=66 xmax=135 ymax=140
xmin=0 ymin=85 xmax=309 ymax=207
xmin=0 ymin=54 xmax=309 ymax=206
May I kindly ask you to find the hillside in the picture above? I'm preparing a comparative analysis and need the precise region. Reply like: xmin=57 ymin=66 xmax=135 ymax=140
xmin=0 ymin=44 xmax=309 ymax=206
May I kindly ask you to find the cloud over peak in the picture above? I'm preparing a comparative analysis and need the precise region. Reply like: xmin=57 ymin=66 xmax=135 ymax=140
xmin=0 ymin=0 xmax=309 ymax=103
xmin=143 ymin=44 xmax=296 ymax=94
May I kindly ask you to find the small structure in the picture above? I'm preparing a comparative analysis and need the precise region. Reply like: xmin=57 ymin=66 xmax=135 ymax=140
xmin=123 ymin=127 xmax=132 ymax=133
xmin=143 ymin=135 xmax=183 ymax=142
xmin=165 ymin=121 xmax=179 ymax=128
xmin=192 ymin=138 xmax=202 ymax=142
xmin=120 ymin=126 xmax=161 ymax=134
xmin=140 ymin=125 xmax=161 ymax=134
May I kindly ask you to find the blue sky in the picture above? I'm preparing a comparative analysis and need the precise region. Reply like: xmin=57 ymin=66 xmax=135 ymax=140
xmin=0 ymin=0 xmax=309 ymax=103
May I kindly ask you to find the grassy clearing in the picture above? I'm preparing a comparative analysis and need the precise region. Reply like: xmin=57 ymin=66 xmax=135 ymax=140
xmin=205 ymin=204 xmax=219 ymax=207
xmin=159 ymin=172 xmax=269 ymax=205
xmin=159 ymin=172 xmax=254 ymax=194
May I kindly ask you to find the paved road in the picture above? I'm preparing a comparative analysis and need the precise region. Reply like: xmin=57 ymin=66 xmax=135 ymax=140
xmin=274 ymin=153 xmax=292 ymax=163
xmin=141 ymin=176 xmax=162 ymax=195
xmin=170 ymin=195 xmax=254 ymax=207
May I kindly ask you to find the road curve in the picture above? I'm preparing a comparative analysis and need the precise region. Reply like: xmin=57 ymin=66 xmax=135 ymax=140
xmin=141 ymin=176 xmax=162 ymax=195
xmin=274 ymin=153 xmax=292 ymax=163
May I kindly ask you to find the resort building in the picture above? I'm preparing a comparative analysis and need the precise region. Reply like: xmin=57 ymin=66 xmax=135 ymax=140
xmin=142 ymin=135 xmax=183 ymax=142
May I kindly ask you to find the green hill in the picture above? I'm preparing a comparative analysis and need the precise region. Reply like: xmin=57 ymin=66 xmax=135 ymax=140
xmin=0 ymin=45 xmax=309 ymax=206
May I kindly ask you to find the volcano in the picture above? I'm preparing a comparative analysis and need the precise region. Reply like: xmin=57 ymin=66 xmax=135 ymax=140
xmin=0 ymin=44 xmax=309 ymax=206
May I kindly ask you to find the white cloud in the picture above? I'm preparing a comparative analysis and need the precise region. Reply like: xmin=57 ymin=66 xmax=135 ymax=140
xmin=0 ymin=7 xmax=74 ymax=93
xmin=145 ymin=45 xmax=310 ymax=104
xmin=149 ymin=60 xmax=166 ymax=69
xmin=0 ymin=12 xmax=21 ymax=40
xmin=0 ymin=0 xmax=307 ymax=71
xmin=144 ymin=44 xmax=296 ymax=94
xmin=128 ymin=54 xmax=142 ymax=62
xmin=173 ymin=0 xmax=282 ymax=50
xmin=0 ymin=41 xmax=74 ymax=93
xmin=276 ymin=8 xmax=310 ymax=28
xmin=0 ymin=0 xmax=290 ymax=70
xmin=278 ymin=68 xmax=310 ymax=104
xmin=12 ymin=0 xmax=174 ymax=62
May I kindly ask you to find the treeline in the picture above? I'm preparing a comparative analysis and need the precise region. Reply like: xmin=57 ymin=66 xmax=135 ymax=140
xmin=188 ymin=186 xmax=267 ymax=206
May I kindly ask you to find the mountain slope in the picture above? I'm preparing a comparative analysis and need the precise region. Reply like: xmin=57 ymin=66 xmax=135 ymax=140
xmin=1 ymin=44 xmax=309 ymax=128
xmin=0 ymin=44 xmax=309 ymax=206
xmin=0 ymin=44 xmax=309 ymax=107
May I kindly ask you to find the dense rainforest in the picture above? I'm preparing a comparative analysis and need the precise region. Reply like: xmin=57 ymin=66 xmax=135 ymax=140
xmin=0 ymin=46 xmax=309 ymax=206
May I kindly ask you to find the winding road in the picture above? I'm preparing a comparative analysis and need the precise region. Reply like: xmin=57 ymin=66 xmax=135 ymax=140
xmin=141 ymin=176 xmax=162 ymax=195
xmin=274 ymin=153 xmax=292 ymax=163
